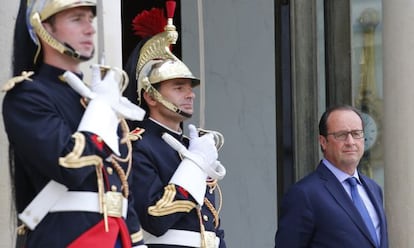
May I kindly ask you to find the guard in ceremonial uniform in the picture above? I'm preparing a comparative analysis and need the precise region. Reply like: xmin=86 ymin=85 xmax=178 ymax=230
xmin=2 ymin=0 xmax=146 ymax=247
xmin=125 ymin=1 xmax=227 ymax=247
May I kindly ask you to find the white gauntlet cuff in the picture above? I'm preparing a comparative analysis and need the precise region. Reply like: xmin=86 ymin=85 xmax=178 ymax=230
xmin=169 ymin=159 xmax=207 ymax=205
xmin=78 ymin=98 xmax=120 ymax=155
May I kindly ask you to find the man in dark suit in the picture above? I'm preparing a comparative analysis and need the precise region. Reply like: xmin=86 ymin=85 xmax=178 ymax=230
xmin=274 ymin=105 xmax=388 ymax=248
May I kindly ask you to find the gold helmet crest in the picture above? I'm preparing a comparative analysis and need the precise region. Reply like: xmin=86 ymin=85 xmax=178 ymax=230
xmin=134 ymin=1 xmax=200 ymax=118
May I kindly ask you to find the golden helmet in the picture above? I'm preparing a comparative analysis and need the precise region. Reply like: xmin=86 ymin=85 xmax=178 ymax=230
xmin=148 ymin=59 xmax=199 ymax=86
xmin=28 ymin=0 xmax=96 ymax=21
xmin=136 ymin=58 xmax=200 ymax=118
xmin=129 ymin=1 xmax=199 ymax=118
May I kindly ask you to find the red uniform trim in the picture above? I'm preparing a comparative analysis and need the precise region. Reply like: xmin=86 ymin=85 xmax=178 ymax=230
xmin=91 ymin=134 xmax=104 ymax=151
xmin=177 ymin=186 xmax=189 ymax=199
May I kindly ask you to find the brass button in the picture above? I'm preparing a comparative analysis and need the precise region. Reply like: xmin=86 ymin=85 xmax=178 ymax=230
xmin=203 ymin=215 xmax=209 ymax=221
xmin=111 ymin=185 xmax=117 ymax=192
xmin=107 ymin=167 xmax=113 ymax=175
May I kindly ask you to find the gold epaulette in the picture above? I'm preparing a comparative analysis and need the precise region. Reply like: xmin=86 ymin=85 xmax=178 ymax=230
xmin=128 ymin=127 xmax=146 ymax=141
xmin=1 ymin=71 xmax=34 ymax=92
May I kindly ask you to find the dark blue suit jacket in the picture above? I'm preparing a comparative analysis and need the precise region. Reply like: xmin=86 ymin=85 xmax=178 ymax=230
xmin=275 ymin=162 xmax=388 ymax=248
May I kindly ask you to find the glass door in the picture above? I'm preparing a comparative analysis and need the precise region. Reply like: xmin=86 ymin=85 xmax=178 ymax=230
xmin=351 ymin=0 xmax=384 ymax=188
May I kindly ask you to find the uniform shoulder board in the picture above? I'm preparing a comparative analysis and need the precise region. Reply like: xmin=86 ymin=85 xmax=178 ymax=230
xmin=1 ymin=71 xmax=34 ymax=92
xmin=128 ymin=127 xmax=146 ymax=141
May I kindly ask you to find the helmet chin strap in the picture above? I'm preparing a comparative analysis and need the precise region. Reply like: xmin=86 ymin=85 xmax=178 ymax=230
xmin=63 ymin=43 xmax=95 ymax=61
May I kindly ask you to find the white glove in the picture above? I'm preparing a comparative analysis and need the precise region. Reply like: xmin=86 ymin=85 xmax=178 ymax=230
xmin=188 ymin=125 xmax=226 ymax=179
xmin=63 ymin=66 xmax=141 ymax=156
xmin=89 ymin=65 xmax=145 ymax=121
xmin=163 ymin=124 xmax=226 ymax=180
xmin=63 ymin=65 xmax=145 ymax=121
xmin=187 ymin=124 xmax=218 ymax=167
xmin=164 ymin=124 xmax=226 ymax=205
xmin=208 ymin=160 xmax=226 ymax=181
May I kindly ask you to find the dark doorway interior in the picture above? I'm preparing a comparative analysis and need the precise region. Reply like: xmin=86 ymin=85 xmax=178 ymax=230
xmin=275 ymin=0 xmax=294 ymax=215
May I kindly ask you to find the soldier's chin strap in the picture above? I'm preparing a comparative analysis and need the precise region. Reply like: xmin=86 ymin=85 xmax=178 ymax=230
xmin=31 ymin=12 xmax=94 ymax=62
xmin=63 ymin=43 xmax=95 ymax=61
xmin=142 ymin=77 xmax=193 ymax=118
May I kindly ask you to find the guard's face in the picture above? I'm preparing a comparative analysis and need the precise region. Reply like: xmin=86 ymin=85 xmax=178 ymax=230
xmin=45 ymin=7 xmax=96 ymax=58
xmin=319 ymin=110 xmax=365 ymax=174
xmin=159 ymin=78 xmax=195 ymax=113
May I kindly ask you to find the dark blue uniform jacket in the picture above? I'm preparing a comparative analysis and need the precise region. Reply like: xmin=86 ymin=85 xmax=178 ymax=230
xmin=131 ymin=119 xmax=226 ymax=247
xmin=2 ymin=64 xmax=144 ymax=247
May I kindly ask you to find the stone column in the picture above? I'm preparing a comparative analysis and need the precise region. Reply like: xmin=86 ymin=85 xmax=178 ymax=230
xmin=0 ymin=2 xmax=18 ymax=248
xmin=383 ymin=0 xmax=414 ymax=247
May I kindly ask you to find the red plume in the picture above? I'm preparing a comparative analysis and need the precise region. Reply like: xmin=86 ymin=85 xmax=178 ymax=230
xmin=166 ymin=0 xmax=176 ymax=19
xmin=132 ymin=7 xmax=167 ymax=39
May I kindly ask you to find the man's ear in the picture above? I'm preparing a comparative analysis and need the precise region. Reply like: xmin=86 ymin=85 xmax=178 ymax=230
xmin=43 ymin=21 xmax=53 ymax=33
xmin=143 ymin=92 xmax=156 ymax=107
xmin=319 ymin=135 xmax=327 ymax=151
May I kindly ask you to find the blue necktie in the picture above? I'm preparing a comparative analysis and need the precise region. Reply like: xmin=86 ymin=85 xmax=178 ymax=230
xmin=347 ymin=177 xmax=379 ymax=247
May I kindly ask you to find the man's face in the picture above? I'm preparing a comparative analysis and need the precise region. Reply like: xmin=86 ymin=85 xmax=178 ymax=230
xmin=45 ymin=7 xmax=96 ymax=58
xmin=156 ymin=78 xmax=195 ymax=119
xmin=319 ymin=110 xmax=365 ymax=174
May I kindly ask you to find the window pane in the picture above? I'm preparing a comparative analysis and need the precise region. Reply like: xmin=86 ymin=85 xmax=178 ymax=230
xmin=351 ymin=0 xmax=384 ymax=188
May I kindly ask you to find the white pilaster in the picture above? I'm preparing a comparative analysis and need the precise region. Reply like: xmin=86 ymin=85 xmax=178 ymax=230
xmin=383 ymin=0 xmax=414 ymax=247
